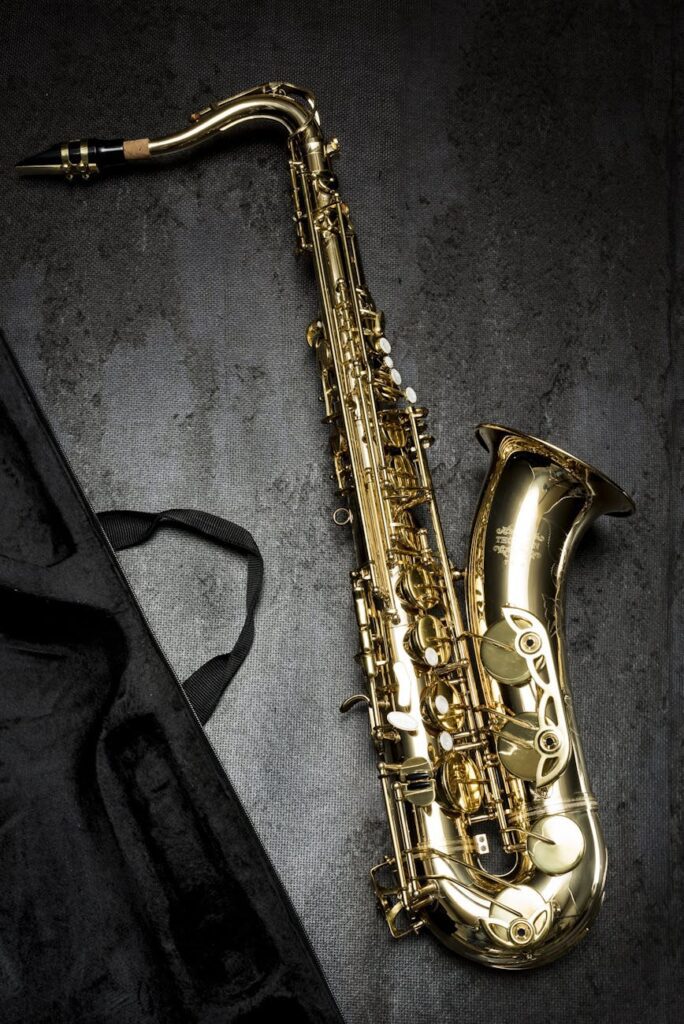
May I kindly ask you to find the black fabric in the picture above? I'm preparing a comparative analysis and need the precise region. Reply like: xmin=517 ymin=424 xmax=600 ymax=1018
xmin=97 ymin=507 xmax=263 ymax=724
xmin=0 ymin=332 xmax=343 ymax=1024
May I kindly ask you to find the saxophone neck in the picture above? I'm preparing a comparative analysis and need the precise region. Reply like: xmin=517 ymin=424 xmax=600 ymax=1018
xmin=15 ymin=81 xmax=324 ymax=181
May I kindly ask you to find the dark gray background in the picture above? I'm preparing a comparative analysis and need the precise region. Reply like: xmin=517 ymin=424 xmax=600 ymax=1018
xmin=1 ymin=2 xmax=680 ymax=1022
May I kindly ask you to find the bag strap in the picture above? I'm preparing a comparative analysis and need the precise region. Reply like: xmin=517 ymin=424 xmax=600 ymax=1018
xmin=97 ymin=508 xmax=263 ymax=724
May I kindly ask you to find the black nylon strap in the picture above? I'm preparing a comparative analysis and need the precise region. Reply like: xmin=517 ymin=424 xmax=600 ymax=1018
xmin=97 ymin=508 xmax=263 ymax=724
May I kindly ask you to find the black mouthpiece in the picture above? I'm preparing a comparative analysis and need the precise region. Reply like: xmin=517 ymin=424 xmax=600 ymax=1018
xmin=16 ymin=138 xmax=125 ymax=180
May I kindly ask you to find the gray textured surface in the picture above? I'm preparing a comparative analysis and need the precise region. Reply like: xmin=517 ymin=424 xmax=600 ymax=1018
xmin=1 ymin=1 xmax=680 ymax=1021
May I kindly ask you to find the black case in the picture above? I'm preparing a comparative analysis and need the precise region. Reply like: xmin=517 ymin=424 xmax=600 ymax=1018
xmin=0 ymin=335 xmax=343 ymax=1024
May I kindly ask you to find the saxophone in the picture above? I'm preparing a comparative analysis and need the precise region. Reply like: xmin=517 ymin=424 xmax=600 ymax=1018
xmin=18 ymin=82 xmax=635 ymax=968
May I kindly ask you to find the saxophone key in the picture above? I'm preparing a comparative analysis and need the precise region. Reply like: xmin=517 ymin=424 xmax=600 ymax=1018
xmin=391 ymin=660 xmax=412 ymax=709
xmin=306 ymin=317 xmax=325 ymax=347
xmin=378 ymin=409 xmax=408 ymax=449
xmin=387 ymin=711 xmax=419 ymax=734
xmin=404 ymin=613 xmax=453 ymax=667
xmin=480 ymin=618 xmax=532 ymax=685
xmin=440 ymin=752 xmax=485 ymax=814
xmin=420 ymin=683 xmax=466 ymax=732
xmin=397 ymin=564 xmax=441 ymax=610
xmin=482 ymin=885 xmax=553 ymax=950
xmin=434 ymin=694 xmax=450 ymax=715
xmin=526 ymin=815 xmax=585 ymax=875
xmin=393 ymin=755 xmax=436 ymax=807
xmin=339 ymin=693 xmax=371 ymax=713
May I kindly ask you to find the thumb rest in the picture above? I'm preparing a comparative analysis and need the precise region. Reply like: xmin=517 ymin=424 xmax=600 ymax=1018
xmin=17 ymin=81 xmax=635 ymax=969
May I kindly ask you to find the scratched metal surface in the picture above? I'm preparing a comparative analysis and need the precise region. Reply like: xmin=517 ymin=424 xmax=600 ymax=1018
xmin=1 ymin=2 xmax=679 ymax=1021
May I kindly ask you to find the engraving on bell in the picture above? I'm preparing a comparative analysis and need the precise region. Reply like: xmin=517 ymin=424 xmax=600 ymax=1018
xmin=481 ymin=618 xmax=531 ymax=685
xmin=399 ymin=755 xmax=435 ymax=807
xmin=527 ymin=815 xmax=585 ymax=875
xmin=392 ymin=661 xmax=412 ymax=709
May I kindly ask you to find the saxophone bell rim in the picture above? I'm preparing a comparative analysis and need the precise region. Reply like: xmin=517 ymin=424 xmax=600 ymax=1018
xmin=475 ymin=422 xmax=635 ymax=518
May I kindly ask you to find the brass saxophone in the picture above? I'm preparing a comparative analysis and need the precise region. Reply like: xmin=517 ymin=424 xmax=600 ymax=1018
xmin=18 ymin=82 xmax=635 ymax=968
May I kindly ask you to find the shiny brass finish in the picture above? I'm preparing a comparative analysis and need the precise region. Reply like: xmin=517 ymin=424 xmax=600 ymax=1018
xmin=527 ymin=815 xmax=586 ymax=875
xmin=441 ymin=753 xmax=484 ymax=814
xmin=404 ymin=614 xmax=453 ymax=667
xmin=18 ymin=83 xmax=635 ymax=969
xmin=481 ymin=618 xmax=531 ymax=685
xmin=496 ymin=711 xmax=543 ymax=781
xmin=399 ymin=565 xmax=441 ymax=610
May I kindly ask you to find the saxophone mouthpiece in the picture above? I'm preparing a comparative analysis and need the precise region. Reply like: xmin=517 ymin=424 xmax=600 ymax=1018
xmin=15 ymin=138 xmax=148 ymax=181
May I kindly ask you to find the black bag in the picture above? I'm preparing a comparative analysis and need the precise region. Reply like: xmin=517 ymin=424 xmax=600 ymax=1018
xmin=0 ymin=333 xmax=343 ymax=1024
